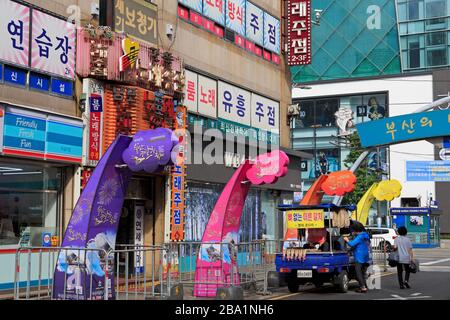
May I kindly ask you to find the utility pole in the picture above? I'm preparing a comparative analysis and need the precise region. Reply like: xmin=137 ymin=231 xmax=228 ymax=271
xmin=376 ymin=146 xmax=382 ymax=227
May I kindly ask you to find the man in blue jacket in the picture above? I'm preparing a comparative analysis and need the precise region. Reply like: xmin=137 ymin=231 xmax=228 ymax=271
xmin=344 ymin=224 xmax=371 ymax=293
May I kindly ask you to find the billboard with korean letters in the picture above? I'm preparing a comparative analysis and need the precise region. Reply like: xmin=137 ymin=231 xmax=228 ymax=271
xmin=31 ymin=10 xmax=76 ymax=79
xmin=218 ymin=81 xmax=251 ymax=126
xmin=114 ymin=0 xmax=158 ymax=46
xmin=226 ymin=0 xmax=246 ymax=36
xmin=263 ymin=12 xmax=280 ymax=54
xmin=287 ymin=0 xmax=312 ymax=65
xmin=246 ymin=1 xmax=264 ymax=46
xmin=356 ymin=109 xmax=450 ymax=148
xmin=0 ymin=0 xmax=30 ymax=68
xmin=198 ymin=75 xmax=217 ymax=119
xmin=287 ymin=209 xmax=325 ymax=229
xmin=251 ymin=93 xmax=279 ymax=132
xmin=203 ymin=0 xmax=226 ymax=26
xmin=184 ymin=70 xmax=198 ymax=113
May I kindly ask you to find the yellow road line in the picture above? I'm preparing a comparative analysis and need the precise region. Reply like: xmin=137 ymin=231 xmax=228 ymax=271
xmin=268 ymin=271 xmax=396 ymax=300
xmin=269 ymin=292 xmax=305 ymax=300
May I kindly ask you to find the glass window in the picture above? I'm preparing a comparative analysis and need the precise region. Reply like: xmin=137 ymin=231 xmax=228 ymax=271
xmin=0 ymin=161 xmax=61 ymax=246
xmin=410 ymin=45 xmax=422 ymax=68
xmin=425 ymin=17 xmax=447 ymax=31
xmin=398 ymin=2 xmax=407 ymax=21
xmin=409 ymin=0 xmax=420 ymax=20
xmin=427 ymin=46 xmax=447 ymax=66
xmin=408 ymin=21 xmax=425 ymax=33
xmin=295 ymin=101 xmax=314 ymax=128
xmin=425 ymin=0 xmax=446 ymax=18
xmin=315 ymin=99 xmax=338 ymax=128
xmin=427 ymin=31 xmax=447 ymax=46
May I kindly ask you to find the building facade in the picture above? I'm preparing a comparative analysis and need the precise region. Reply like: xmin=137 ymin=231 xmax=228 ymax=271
xmin=0 ymin=0 xmax=95 ymax=289
xmin=291 ymin=0 xmax=450 ymax=234
xmin=158 ymin=0 xmax=308 ymax=242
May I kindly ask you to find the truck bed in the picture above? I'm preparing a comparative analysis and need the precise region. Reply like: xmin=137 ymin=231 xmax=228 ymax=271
xmin=275 ymin=252 xmax=351 ymax=271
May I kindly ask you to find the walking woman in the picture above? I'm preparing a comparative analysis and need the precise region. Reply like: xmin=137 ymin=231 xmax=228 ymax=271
xmin=394 ymin=226 xmax=414 ymax=289
xmin=344 ymin=224 xmax=371 ymax=293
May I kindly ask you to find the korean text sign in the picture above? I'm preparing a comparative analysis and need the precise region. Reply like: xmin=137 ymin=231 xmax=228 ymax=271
xmin=251 ymin=93 xmax=279 ymax=132
xmin=287 ymin=0 xmax=312 ymax=66
xmin=263 ymin=12 xmax=280 ymax=54
xmin=218 ymin=81 xmax=251 ymax=126
xmin=226 ymin=0 xmax=246 ymax=36
xmin=198 ymin=75 xmax=217 ymax=119
xmin=406 ymin=161 xmax=450 ymax=182
xmin=31 ymin=10 xmax=76 ymax=79
xmin=171 ymin=106 xmax=187 ymax=241
xmin=356 ymin=109 xmax=450 ymax=148
xmin=0 ymin=0 xmax=30 ymax=67
xmin=184 ymin=70 xmax=199 ymax=113
xmin=114 ymin=0 xmax=158 ymax=46
xmin=287 ymin=209 xmax=325 ymax=229
xmin=203 ymin=0 xmax=226 ymax=26
xmin=246 ymin=2 xmax=264 ymax=46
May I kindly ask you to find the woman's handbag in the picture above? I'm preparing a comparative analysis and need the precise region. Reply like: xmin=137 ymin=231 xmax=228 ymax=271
xmin=409 ymin=259 xmax=419 ymax=273
xmin=387 ymin=251 xmax=399 ymax=267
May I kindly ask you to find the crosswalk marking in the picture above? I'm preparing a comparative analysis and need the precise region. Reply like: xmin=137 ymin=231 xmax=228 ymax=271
xmin=421 ymin=258 xmax=450 ymax=266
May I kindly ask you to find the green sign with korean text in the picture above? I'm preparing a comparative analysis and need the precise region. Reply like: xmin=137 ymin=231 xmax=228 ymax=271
xmin=356 ymin=109 xmax=450 ymax=148
xmin=188 ymin=114 xmax=280 ymax=146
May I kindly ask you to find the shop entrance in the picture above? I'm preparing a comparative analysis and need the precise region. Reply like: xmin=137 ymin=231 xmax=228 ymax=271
xmin=115 ymin=177 xmax=155 ymax=275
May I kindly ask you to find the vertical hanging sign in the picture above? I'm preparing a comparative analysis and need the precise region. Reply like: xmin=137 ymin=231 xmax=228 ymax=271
xmin=134 ymin=204 xmax=145 ymax=273
xmin=287 ymin=0 xmax=311 ymax=66
xmin=170 ymin=106 xmax=187 ymax=241
xmin=84 ymin=79 xmax=104 ymax=166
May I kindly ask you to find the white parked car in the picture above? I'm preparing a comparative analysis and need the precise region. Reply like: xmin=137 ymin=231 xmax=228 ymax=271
xmin=366 ymin=227 xmax=398 ymax=252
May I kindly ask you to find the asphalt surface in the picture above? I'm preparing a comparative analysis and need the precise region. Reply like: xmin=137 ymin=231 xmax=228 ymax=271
xmin=263 ymin=244 xmax=450 ymax=301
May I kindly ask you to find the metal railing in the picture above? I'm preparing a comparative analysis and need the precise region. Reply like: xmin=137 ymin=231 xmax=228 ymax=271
xmin=370 ymin=237 xmax=388 ymax=271
xmin=111 ymin=244 xmax=170 ymax=300
xmin=14 ymin=247 xmax=108 ymax=300
xmin=165 ymin=239 xmax=284 ymax=296
xmin=12 ymin=237 xmax=390 ymax=300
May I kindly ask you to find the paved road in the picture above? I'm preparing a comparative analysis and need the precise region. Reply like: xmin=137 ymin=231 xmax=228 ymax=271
xmin=257 ymin=246 xmax=450 ymax=301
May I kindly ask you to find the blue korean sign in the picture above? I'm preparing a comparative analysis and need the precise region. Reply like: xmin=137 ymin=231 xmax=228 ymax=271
xmin=51 ymin=78 xmax=73 ymax=97
xmin=203 ymin=0 xmax=225 ymax=25
xmin=246 ymin=1 xmax=264 ymax=46
xmin=3 ymin=111 xmax=46 ymax=155
xmin=0 ymin=64 xmax=3 ymax=82
xmin=29 ymin=72 xmax=50 ymax=92
xmin=263 ymin=12 xmax=280 ymax=54
xmin=179 ymin=0 xmax=202 ymax=13
xmin=357 ymin=109 xmax=450 ymax=148
xmin=4 ymin=66 xmax=27 ymax=87
xmin=406 ymin=161 xmax=450 ymax=182
xmin=226 ymin=0 xmax=246 ymax=36
xmin=90 ymin=95 xmax=103 ymax=112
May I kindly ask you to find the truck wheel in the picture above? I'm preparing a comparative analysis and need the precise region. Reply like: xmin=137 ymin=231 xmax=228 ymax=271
xmin=335 ymin=271 xmax=349 ymax=293
xmin=287 ymin=280 xmax=299 ymax=293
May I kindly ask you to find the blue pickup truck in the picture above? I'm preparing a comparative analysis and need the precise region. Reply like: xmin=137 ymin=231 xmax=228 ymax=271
xmin=275 ymin=204 xmax=370 ymax=293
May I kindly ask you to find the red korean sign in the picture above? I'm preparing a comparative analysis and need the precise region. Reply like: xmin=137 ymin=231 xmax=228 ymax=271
xmin=287 ymin=0 xmax=312 ymax=66
xmin=89 ymin=111 xmax=101 ymax=162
